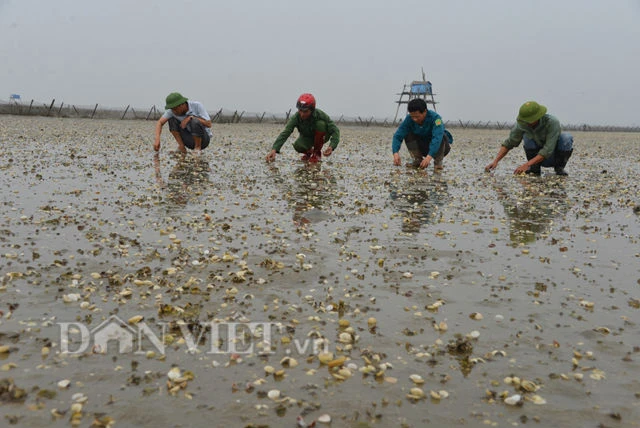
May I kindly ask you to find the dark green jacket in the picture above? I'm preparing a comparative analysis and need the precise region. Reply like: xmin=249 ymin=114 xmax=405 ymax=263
xmin=502 ymin=114 xmax=561 ymax=159
xmin=272 ymin=109 xmax=340 ymax=152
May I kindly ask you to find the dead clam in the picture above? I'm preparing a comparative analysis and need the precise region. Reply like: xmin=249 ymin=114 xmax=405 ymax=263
xmin=406 ymin=387 xmax=426 ymax=400
xmin=409 ymin=374 xmax=425 ymax=385
xmin=317 ymin=413 xmax=332 ymax=424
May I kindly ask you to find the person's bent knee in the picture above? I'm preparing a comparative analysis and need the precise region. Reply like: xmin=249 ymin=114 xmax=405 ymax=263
xmin=168 ymin=117 xmax=181 ymax=133
xmin=557 ymin=132 xmax=573 ymax=151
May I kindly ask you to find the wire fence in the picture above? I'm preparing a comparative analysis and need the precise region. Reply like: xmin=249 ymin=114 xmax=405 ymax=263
xmin=1 ymin=98 xmax=639 ymax=132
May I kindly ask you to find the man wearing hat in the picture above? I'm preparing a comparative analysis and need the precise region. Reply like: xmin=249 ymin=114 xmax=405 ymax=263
xmin=485 ymin=101 xmax=573 ymax=176
xmin=154 ymin=92 xmax=212 ymax=153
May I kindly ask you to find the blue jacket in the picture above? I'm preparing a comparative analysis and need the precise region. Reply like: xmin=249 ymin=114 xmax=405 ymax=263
xmin=392 ymin=111 xmax=451 ymax=157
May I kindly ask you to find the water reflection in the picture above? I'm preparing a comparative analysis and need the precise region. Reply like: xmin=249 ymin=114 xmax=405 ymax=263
xmin=388 ymin=172 xmax=450 ymax=233
xmin=493 ymin=177 xmax=568 ymax=243
xmin=269 ymin=163 xmax=336 ymax=227
xmin=154 ymin=153 xmax=211 ymax=207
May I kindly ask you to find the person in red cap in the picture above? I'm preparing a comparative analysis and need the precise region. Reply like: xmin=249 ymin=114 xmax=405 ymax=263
xmin=265 ymin=93 xmax=340 ymax=163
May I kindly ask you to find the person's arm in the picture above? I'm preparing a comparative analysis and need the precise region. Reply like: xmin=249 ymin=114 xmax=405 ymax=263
xmin=513 ymin=152 xmax=544 ymax=174
xmin=154 ymin=116 xmax=169 ymax=151
xmin=325 ymin=114 xmax=340 ymax=150
xmin=189 ymin=115 xmax=212 ymax=128
xmin=266 ymin=115 xmax=298 ymax=161
xmin=537 ymin=117 xmax=561 ymax=159
xmin=485 ymin=146 xmax=511 ymax=172
xmin=392 ymin=118 xmax=410 ymax=165
xmin=190 ymin=102 xmax=212 ymax=128
xmin=181 ymin=102 xmax=212 ymax=129
xmin=485 ymin=125 xmax=524 ymax=171
xmin=421 ymin=116 xmax=445 ymax=168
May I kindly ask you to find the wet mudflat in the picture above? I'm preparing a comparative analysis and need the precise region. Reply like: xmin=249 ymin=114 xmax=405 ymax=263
xmin=0 ymin=116 xmax=639 ymax=427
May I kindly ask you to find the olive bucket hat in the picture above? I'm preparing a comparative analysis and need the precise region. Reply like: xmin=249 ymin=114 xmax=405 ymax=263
xmin=517 ymin=101 xmax=547 ymax=124
xmin=165 ymin=92 xmax=188 ymax=109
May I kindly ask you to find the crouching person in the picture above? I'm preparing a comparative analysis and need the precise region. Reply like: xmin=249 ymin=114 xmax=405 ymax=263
xmin=392 ymin=99 xmax=453 ymax=171
xmin=485 ymin=101 xmax=573 ymax=176
xmin=265 ymin=93 xmax=340 ymax=163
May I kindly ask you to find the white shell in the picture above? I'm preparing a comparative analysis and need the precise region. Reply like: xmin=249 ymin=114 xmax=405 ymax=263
xmin=409 ymin=374 xmax=425 ymax=384
xmin=317 ymin=414 xmax=332 ymax=424
xmin=267 ymin=389 xmax=281 ymax=400
xmin=504 ymin=394 xmax=522 ymax=406
xmin=167 ymin=367 xmax=181 ymax=381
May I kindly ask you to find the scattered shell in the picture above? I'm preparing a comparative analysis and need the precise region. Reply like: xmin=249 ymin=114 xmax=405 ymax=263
xmin=338 ymin=332 xmax=353 ymax=343
xmin=529 ymin=394 xmax=547 ymax=405
xmin=57 ymin=380 xmax=71 ymax=389
xmin=317 ymin=352 xmax=334 ymax=365
xmin=280 ymin=357 xmax=298 ymax=368
xmin=127 ymin=315 xmax=144 ymax=325
xmin=407 ymin=387 xmax=426 ymax=400
xmin=504 ymin=394 xmax=523 ymax=406
xmin=317 ymin=414 xmax=332 ymax=424
xmin=409 ymin=374 xmax=425 ymax=384
xmin=367 ymin=317 xmax=377 ymax=328
xmin=267 ymin=389 xmax=281 ymax=400
xmin=520 ymin=380 xmax=538 ymax=392
xmin=327 ymin=356 xmax=347 ymax=368
xmin=167 ymin=367 xmax=181 ymax=381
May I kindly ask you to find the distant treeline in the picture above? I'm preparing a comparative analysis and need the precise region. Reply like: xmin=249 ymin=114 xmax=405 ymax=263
xmin=1 ymin=99 xmax=638 ymax=132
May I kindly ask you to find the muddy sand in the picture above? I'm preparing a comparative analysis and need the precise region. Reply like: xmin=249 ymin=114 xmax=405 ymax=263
xmin=0 ymin=116 xmax=639 ymax=427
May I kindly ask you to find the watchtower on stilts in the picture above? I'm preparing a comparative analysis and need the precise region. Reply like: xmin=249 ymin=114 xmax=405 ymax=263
xmin=393 ymin=68 xmax=437 ymax=123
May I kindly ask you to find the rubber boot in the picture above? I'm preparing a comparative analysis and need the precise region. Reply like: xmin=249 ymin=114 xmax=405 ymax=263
xmin=554 ymin=149 xmax=572 ymax=176
xmin=406 ymin=153 xmax=422 ymax=168
xmin=309 ymin=131 xmax=326 ymax=163
xmin=524 ymin=149 xmax=541 ymax=175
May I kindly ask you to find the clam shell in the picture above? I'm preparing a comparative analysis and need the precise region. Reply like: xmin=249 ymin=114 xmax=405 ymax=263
xmin=267 ymin=389 xmax=280 ymax=400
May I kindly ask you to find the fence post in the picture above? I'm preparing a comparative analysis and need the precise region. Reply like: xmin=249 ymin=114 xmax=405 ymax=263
xmin=212 ymin=108 xmax=222 ymax=122
xmin=285 ymin=109 xmax=291 ymax=122
xmin=47 ymin=99 xmax=56 ymax=116
xmin=28 ymin=100 xmax=34 ymax=114
xmin=146 ymin=105 xmax=155 ymax=120
xmin=73 ymin=105 xmax=80 ymax=116
xmin=121 ymin=105 xmax=130 ymax=120
xmin=91 ymin=104 xmax=99 ymax=119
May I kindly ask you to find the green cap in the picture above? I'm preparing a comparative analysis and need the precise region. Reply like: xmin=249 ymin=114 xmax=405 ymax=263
xmin=517 ymin=101 xmax=547 ymax=124
xmin=165 ymin=92 xmax=188 ymax=109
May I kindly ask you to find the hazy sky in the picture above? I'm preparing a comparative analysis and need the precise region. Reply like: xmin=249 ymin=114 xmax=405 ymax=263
xmin=2 ymin=0 xmax=639 ymax=126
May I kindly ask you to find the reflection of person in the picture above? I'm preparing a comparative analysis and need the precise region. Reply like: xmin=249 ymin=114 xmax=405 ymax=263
xmin=392 ymin=99 xmax=453 ymax=170
xmin=154 ymin=153 xmax=211 ymax=206
xmin=265 ymin=93 xmax=340 ymax=163
xmin=493 ymin=177 xmax=568 ymax=243
xmin=268 ymin=163 xmax=336 ymax=227
xmin=389 ymin=174 xmax=449 ymax=233
xmin=154 ymin=92 xmax=212 ymax=153
xmin=485 ymin=101 xmax=573 ymax=176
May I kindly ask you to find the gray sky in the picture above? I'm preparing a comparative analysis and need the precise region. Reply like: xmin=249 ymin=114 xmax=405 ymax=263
xmin=2 ymin=0 xmax=639 ymax=126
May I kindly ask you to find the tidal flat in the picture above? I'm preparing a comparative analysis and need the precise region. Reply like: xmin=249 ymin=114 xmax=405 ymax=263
xmin=0 ymin=116 xmax=639 ymax=427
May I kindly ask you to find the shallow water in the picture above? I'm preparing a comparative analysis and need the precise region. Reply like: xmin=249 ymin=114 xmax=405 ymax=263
xmin=0 ymin=117 xmax=639 ymax=427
